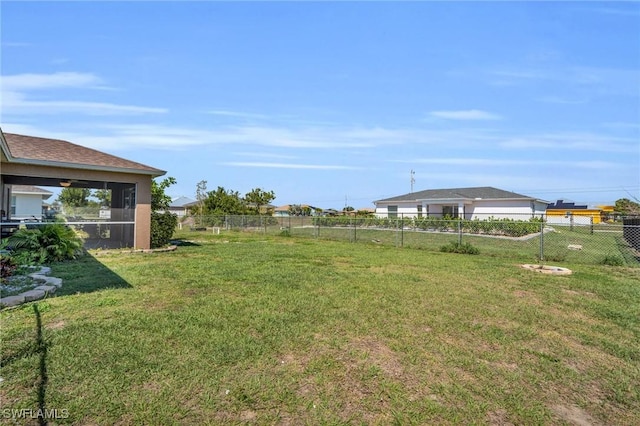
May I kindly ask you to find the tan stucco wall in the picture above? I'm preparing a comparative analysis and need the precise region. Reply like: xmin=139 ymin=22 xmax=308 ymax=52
xmin=134 ymin=178 xmax=152 ymax=249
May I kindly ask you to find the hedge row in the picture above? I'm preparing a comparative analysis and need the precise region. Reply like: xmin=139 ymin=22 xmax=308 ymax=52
xmin=311 ymin=216 xmax=543 ymax=238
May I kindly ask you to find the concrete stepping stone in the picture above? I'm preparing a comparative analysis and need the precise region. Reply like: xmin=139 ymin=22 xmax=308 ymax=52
xmin=1 ymin=268 xmax=64 ymax=309
xmin=21 ymin=289 xmax=46 ymax=302
xmin=0 ymin=295 xmax=26 ymax=307
xmin=34 ymin=285 xmax=57 ymax=294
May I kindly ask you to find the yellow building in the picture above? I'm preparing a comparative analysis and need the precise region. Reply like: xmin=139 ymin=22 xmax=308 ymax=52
xmin=546 ymin=200 xmax=610 ymax=225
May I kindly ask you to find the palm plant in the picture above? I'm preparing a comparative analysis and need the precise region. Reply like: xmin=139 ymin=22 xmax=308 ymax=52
xmin=5 ymin=224 xmax=84 ymax=264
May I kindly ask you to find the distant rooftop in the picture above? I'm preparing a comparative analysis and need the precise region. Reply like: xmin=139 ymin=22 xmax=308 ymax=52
xmin=547 ymin=200 xmax=589 ymax=210
xmin=170 ymin=196 xmax=196 ymax=208
xmin=376 ymin=186 xmax=543 ymax=203
xmin=10 ymin=185 xmax=53 ymax=197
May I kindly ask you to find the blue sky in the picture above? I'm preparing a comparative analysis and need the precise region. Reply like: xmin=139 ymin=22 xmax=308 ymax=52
xmin=1 ymin=1 xmax=639 ymax=209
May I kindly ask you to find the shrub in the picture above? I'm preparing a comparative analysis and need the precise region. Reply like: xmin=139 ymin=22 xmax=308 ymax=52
xmin=4 ymin=224 xmax=84 ymax=264
xmin=440 ymin=241 xmax=480 ymax=255
xmin=1 ymin=253 xmax=17 ymax=282
xmin=279 ymin=229 xmax=291 ymax=237
xmin=151 ymin=211 xmax=178 ymax=248
xmin=602 ymin=255 xmax=624 ymax=266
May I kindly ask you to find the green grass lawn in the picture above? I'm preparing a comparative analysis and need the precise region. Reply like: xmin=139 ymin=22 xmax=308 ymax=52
xmin=1 ymin=230 xmax=639 ymax=425
xmin=280 ymin=222 xmax=637 ymax=267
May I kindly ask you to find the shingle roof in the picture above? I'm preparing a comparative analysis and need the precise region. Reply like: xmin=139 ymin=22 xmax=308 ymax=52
xmin=2 ymin=132 xmax=165 ymax=176
xmin=375 ymin=186 xmax=538 ymax=203
xmin=170 ymin=196 xmax=196 ymax=207
xmin=10 ymin=185 xmax=53 ymax=196
xmin=547 ymin=200 xmax=588 ymax=210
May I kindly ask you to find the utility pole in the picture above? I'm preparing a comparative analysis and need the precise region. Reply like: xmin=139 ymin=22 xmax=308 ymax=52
xmin=410 ymin=170 xmax=415 ymax=193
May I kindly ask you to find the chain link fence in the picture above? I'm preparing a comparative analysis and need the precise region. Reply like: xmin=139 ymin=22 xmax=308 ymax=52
xmin=3 ymin=212 xmax=636 ymax=265
xmin=177 ymin=214 xmax=640 ymax=267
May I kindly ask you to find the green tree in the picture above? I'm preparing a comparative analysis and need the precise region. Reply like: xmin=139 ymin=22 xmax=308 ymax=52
xmin=57 ymin=188 xmax=91 ymax=207
xmin=150 ymin=177 xmax=178 ymax=248
xmin=614 ymin=198 xmax=640 ymax=216
xmin=151 ymin=177 xmax=177 ymax=211
xmin=244 ymin=188 xmax=276 ymax=214
xmin=289 ymin=204 xmax=312 ymax=216
xmin=92 ymin=189 xmax=111 ymax=207
xmin=200 ymin=186 xmax=247 ymax=216
xmin=195 ymin=180 xmax=208 ymax=227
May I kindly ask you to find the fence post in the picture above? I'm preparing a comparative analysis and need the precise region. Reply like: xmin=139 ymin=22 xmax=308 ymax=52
xmin=352 ymin=217 xmax=357 ymax=243
xmin=400 ymin=214 xmax=404 ymax=248
xmin=458 ymin=219 xmax=462 ymax=245
xmin=590 ymin=216 xmax=594 ymax=235
xmin=539 ymin=219 xmax=545 ymax=262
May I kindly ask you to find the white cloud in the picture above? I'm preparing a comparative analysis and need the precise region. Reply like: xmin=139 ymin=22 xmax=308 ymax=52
xmin=402 ymin=157 xmax=618 ymax=169
xmin=1 ymin=71 xmax=167 ymax=116
xmin=221 ymin=162 xmax=362 ymax=170
xmin=0 ymin=121 xmax=402 ymax=151
xmin=535 ymin=96 xmax=588 ymax=105
xmin=1 ymin=72 xmax=104 ymax=90
xmin=429 ymin=109 xmax=502 ymax=120
xmin=205 ymin=109 xmax=268 ymax=120
xmin=4 ymin=96 xmax=167 ymax=115
xmin=233 ymin=152 xmax=298 ymax=160
xmin=408 ymin=158 xmax=516 ymax=166
xmin=488 ymin=66 xmax=640 ymax=97
xmin=573 ymin=161 xmax=619 ymax=170
xmin=212 ymin=125 xmax=400 ymax=149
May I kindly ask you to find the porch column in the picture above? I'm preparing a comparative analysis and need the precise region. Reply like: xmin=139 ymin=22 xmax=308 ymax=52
xmin=458 ymin=202 xmax=465 ymax=219
xmin=134 ymin=178 xmax=152 ymax=249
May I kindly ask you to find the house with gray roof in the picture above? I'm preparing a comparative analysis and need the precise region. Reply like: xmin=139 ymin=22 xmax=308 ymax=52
xmin=7 ymin=185 xmax=53 ymax=220
xmin=169 ymin=196 xmax=197 ymax=217
xmin=374 ymin=186 xmax=548 ymax=220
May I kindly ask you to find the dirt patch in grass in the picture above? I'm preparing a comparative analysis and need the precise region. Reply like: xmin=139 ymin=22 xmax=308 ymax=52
xmin=562 ymin=288 xmax=596 ymax=297
xmin=486 ymin=408 xmax=515 ymax=425
xmin=512 ymin=289 xmax=542 ymax=305
xmin=239 ymin=410 xmax=257 ymax=421
xmin=45 ymin=320 xmax=66 ymax=330
xmin=140 ymin=381 xmax=163 ymax=394
xmin=350 ymin=336 xmax=404 ymax=378
xmin=551 ymin=404 xmax=600 ymax=426
xmin=279 ymin=335 xmax=409 ymax=424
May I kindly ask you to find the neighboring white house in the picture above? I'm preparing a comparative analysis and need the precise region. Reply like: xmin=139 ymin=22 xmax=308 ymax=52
xmin=169 ymin=196 xmax=196 ymax=218
xmin=374 ymin=186 xmax=548 ymax=220
xmin=6 ymin=185 xmax=53 ymax=220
